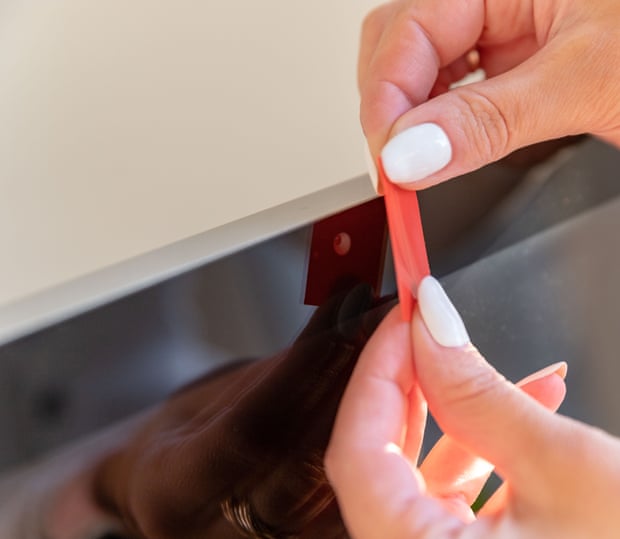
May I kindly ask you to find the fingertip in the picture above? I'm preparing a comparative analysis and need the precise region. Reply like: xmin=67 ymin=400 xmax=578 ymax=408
xmin=518 ymin=370 xmax=567 ymax=412
xmin=410 ymin=301 xmax=489 ymax=414
xmin=380 ymin=123 xmax=453 ymax=186
xmin=415 ymin=276 xmax=470 ymax=348
xmin=556 ymin=361 xmax=568 ymax=381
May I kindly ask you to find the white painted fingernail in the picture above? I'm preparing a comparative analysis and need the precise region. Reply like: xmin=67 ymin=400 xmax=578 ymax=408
xmin=363 ymin=142 xmax=379 ymax=193
xmin=381 ymin=123 xmax=452 ymax=184
xmin=417 ymin=276 xmax=469 ymax=348
xmin=516 ymin=362 xmax=568 ymax=387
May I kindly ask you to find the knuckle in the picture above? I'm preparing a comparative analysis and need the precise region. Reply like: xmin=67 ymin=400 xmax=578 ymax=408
xmin=438 ymin=355 xmax=507 ymax=412
xmin=452 ymin=88 xmax=512 ymax=164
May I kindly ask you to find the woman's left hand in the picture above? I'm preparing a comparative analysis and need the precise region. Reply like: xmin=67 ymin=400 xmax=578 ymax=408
xmin=325 ymin=277 xmax=620 ymax=539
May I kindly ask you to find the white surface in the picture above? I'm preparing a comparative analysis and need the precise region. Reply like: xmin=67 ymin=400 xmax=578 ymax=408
xmin=0 ymin=0 xmax=380 ymax=343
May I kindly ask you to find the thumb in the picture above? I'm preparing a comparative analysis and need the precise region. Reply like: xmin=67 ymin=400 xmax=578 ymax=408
xmin=412 ymin=276 xmax=564 ymax=489
xmin=380 ymin=48 xmax=592 ymax=190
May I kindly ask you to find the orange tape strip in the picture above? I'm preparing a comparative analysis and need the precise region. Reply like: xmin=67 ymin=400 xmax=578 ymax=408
xmin=379 ymin=159 xmax=430 ymax=321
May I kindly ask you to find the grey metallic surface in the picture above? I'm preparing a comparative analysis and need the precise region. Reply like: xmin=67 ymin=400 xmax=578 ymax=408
xmin=445 ymin=195 xmax=620 ymax=434
xmin=1 ymin=137 xmax=620 ymax=474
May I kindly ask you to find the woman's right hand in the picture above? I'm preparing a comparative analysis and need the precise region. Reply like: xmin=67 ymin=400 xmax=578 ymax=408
xmin=327 ymin=276 xmax=620 ymax=538
xmin=360 ymin=0 xmax=620 ymax=189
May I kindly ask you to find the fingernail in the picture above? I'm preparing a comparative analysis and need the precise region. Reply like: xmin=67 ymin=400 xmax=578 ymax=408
xmin=381 ymin=123 xmax=452 ymax=184
xmin=516 ymin=362 xmax=568 ymax=387
xmin=417 ymin=276 xmax=469 ymax=348
xmin=363 ymin=142 xmax=380 ymax=193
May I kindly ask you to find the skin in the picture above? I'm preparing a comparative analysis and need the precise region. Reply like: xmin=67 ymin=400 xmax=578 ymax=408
xmin=48 ymin=288 xmax=570 ymax=539
xmin=89 ymin=286 xmax=394 ymax=539
xmin=326 ymin=307 xmax=620 ymax=538
xmin=45 ymin=3 xmax=620 ymax=535
xmin=330 ymin=4 xmax=620 ymax=533
xmin=360 ymin=0 xmax=620 ymax=189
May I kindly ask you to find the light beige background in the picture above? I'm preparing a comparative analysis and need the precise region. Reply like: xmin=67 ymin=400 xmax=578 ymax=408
xmin=0 ymin=0 xmax=381 ymax=343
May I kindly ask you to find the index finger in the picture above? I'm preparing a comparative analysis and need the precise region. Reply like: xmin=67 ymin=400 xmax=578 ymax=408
xmin=360 ymin=0 xmax=539 ymax=154
xmin=325 ymin=308 xmax=429 ymax=537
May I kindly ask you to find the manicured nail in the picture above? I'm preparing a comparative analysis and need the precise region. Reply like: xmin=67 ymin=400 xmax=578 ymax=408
xmin=381 ymin=123 xmax=452 ymax=184
xmin=363 ymin=142 xmax=379 ymax=193
xmin=417 ymin=276 xmax=469 ymax=348
xmin=516 ymin=362 xmax=568 ymax=387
